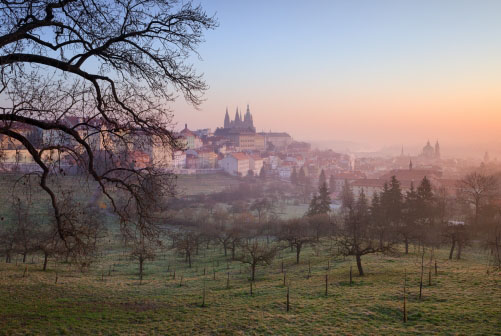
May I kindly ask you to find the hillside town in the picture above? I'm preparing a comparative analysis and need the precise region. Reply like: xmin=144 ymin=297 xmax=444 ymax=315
xmin=0 ymin=105 xmax=496 ymax=203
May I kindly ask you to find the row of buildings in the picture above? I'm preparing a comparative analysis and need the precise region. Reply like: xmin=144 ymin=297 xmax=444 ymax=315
xmin=0 ymin=108 xmax=464 ymax=201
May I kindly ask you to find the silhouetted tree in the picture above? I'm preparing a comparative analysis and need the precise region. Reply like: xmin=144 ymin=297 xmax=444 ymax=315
xmin=457 ymin=172 xmax=498 ymax=226
xmin=0 ymin=0 xmax=216 ymax=256
xmin=236 ymin=239 xmax=280 ymax=281
xmin=278 ymin=218 xmax=315 ymax=264
xmin=337 ymin=189 xmax=396 ymax=276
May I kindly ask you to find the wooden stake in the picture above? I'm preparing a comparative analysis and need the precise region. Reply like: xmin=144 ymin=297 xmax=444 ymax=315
xmin=202 ymin=279 xmax=206 ymax=307
xmin=283 ymin=271 xmax=287 ymax=286
xmin=286 ymin=285 xmax=290 ymax=312
xmin=419 ymin=249 xmax=425 ymax=300
xmin=403 ymin=269 xmax=407 ymax=323
xmin=325 ymin=274 xmax=328 ymax=296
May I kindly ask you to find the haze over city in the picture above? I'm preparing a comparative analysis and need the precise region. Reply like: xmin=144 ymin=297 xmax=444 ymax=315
xmin=1 ymin=1 xmax=501 ymax=335
xmin=173 ymin=0 xmax=501 ymax=157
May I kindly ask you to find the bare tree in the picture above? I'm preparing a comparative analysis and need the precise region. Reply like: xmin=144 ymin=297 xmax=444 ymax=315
xmin=130 ymin=232 xmax=159 ymax=282
xmin=0 ymin=222 xmax=16 ymax=263
xmin=236 ymin=239 xmax=280 ymax=281
xmin=170 ymin=230 xmax=198 ymax=268
xmin=457 ymin=172 xmax=498 ymax=226
xmin=0 ymin=0 xmax=217 ymax=256
xmin=337 ymin=190 xmax=396 ymax=276
xmin=278 ymin=218 xmax=315 ymax=264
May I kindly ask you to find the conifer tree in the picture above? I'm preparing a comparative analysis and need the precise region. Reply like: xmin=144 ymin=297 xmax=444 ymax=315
xmin=329 ymin=175 xmax=336 ymax=193
xmin=291 ymin=167 xmax=298 ymax=185
xmin=319 ymin=169 xmax=326 ymax=188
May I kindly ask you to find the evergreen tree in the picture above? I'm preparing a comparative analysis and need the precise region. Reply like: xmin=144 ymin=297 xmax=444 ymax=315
xmin=340 ymin=179 xmax=354 ymax=210
xmin=318 ymin=169 xmax=326 ymax=188
xmin=317 ymin=182 xmax=331 ymax=214
xmin=307 ymin=194 xmax=319 ymax=216
xmin=298 ymin=166 xmax=306 ymax=185
xmin=329 ymin=174 xmax=335 ymax=193
xmin=259 ymin=165 xmax=266 ymax=179
xmin=401 ymin=182 xmax=418 ymax=254
xmin=307 ymin=182 xmax=331 ymax=216
xmin=290 ymin=167 xmax=298 ymax=185
xmin=416 ymin=176 xmax=436 ymax=244
xmin=387 ymin=176 xmax=403 ymax=224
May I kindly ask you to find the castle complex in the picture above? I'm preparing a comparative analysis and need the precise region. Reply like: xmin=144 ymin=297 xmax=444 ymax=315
xmin=223 ymin=105 xmax=256 ymax=133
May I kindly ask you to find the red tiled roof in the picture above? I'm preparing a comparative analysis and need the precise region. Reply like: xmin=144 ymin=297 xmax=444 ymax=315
xmin=230 ymin=152 xmax=250 ymax=161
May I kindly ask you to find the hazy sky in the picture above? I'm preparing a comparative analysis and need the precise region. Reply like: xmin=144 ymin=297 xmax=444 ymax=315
xmin=173 ymin=1 xmax=501 ymax=156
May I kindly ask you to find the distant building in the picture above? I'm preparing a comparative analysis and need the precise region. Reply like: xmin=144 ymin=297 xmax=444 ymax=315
xmin=330 ymin=171 xmax=366 ymax=192
xmin=178 ymin=124 xmax=203 ymax=149
xmin=223 ymin=105 xmax=256 ymax=132
xmin=421 ymin=140 xmax=441 ymax=160
xmin=219 ymin=152 xmax=251 ymax=176
xmin=258 ymin=132 xmax=292 ymax=150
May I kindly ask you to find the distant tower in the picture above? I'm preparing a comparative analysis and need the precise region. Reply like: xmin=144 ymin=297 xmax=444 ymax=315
xmin=234 ymin=107 xmax=241 ymax=126
xmin=401 ymin=145 xmax=404 ymax=157
xmin=224 ymin=107 xmax=230 ymax=128
xmin=409 ymin=160 xmax=413 ymax=170
xmin=484 ymin=151 xmax=490 ymax=163
xmin=435 ymin=140 xmax=441 ymax=159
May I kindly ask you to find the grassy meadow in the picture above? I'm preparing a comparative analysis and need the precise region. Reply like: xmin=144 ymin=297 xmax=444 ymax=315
xmin=1 ymin=173 xmax=500 ymax=335
xmin=0 ymin=242 xmax=500 ymax=335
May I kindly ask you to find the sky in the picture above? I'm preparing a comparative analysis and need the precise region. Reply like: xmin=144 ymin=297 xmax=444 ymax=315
xmin=171 ymin=1 xmax=501 ymax=157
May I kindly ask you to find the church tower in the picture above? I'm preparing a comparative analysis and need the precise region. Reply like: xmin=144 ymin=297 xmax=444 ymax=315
xmin=435 ymin=140 xmax=441 ymax=159
xmin=224 ymin=107 xmax=230 ymax=128
xmin=234 ymin=107 xmax=241 ymax=126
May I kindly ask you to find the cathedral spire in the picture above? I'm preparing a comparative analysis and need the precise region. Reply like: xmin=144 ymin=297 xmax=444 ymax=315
xmin=224 ymin=107 xmax=230 ymax=128
xmin=409 ymin=160 xmax=413 ymax=170
xmin=435 ymin=140 xmax=441 ymax=159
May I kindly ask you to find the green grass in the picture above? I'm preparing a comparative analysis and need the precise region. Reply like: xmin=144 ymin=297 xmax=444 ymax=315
xmin=1 ymin=244 xmax=500 ymax=335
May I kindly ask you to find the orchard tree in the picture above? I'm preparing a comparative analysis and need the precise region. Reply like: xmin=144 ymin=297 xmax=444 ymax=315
xmin=236 ymin=239 xmax=280 ymax=281
xmin=278 ymin=218 xmax=315 ymax=264
xmin=337 ymin=189 xmax=396 ymax=276
xmin=457 ymin=172 xmax=498 ymax=226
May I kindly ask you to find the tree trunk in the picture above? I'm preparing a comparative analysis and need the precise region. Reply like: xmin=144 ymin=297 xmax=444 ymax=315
xmin=251 ymin=263 xmax=256 ymax=281
xmin=188 ymin=252 xmax=192 ymax=268
xmin=296 ymin=245 xmax=301 ymax=264
xmin=223 ymin=245 xmax=227 ymax=257
xmin=404 ymin=238 xmax=409 ymax=254
xmin=356 ymin=254 xmax=364 ymax=276
xmin=456 ymin=242 xmax=462 ymax=260
xmin=449 ymin=239 xmax=456 ymax=260
xmin=139 ymin=257 xmax=144 ymax=281
xmin=231 ymin=242 xmax=236 ymax=260
xmin=22 ymin=252 xmax=27 ymax=263
xmin=43 ymin=252 xmax=48 ymax=271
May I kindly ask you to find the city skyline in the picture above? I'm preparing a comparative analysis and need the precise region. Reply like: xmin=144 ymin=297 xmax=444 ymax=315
xmin=172 ymin=0 xmax=501 ymax=156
